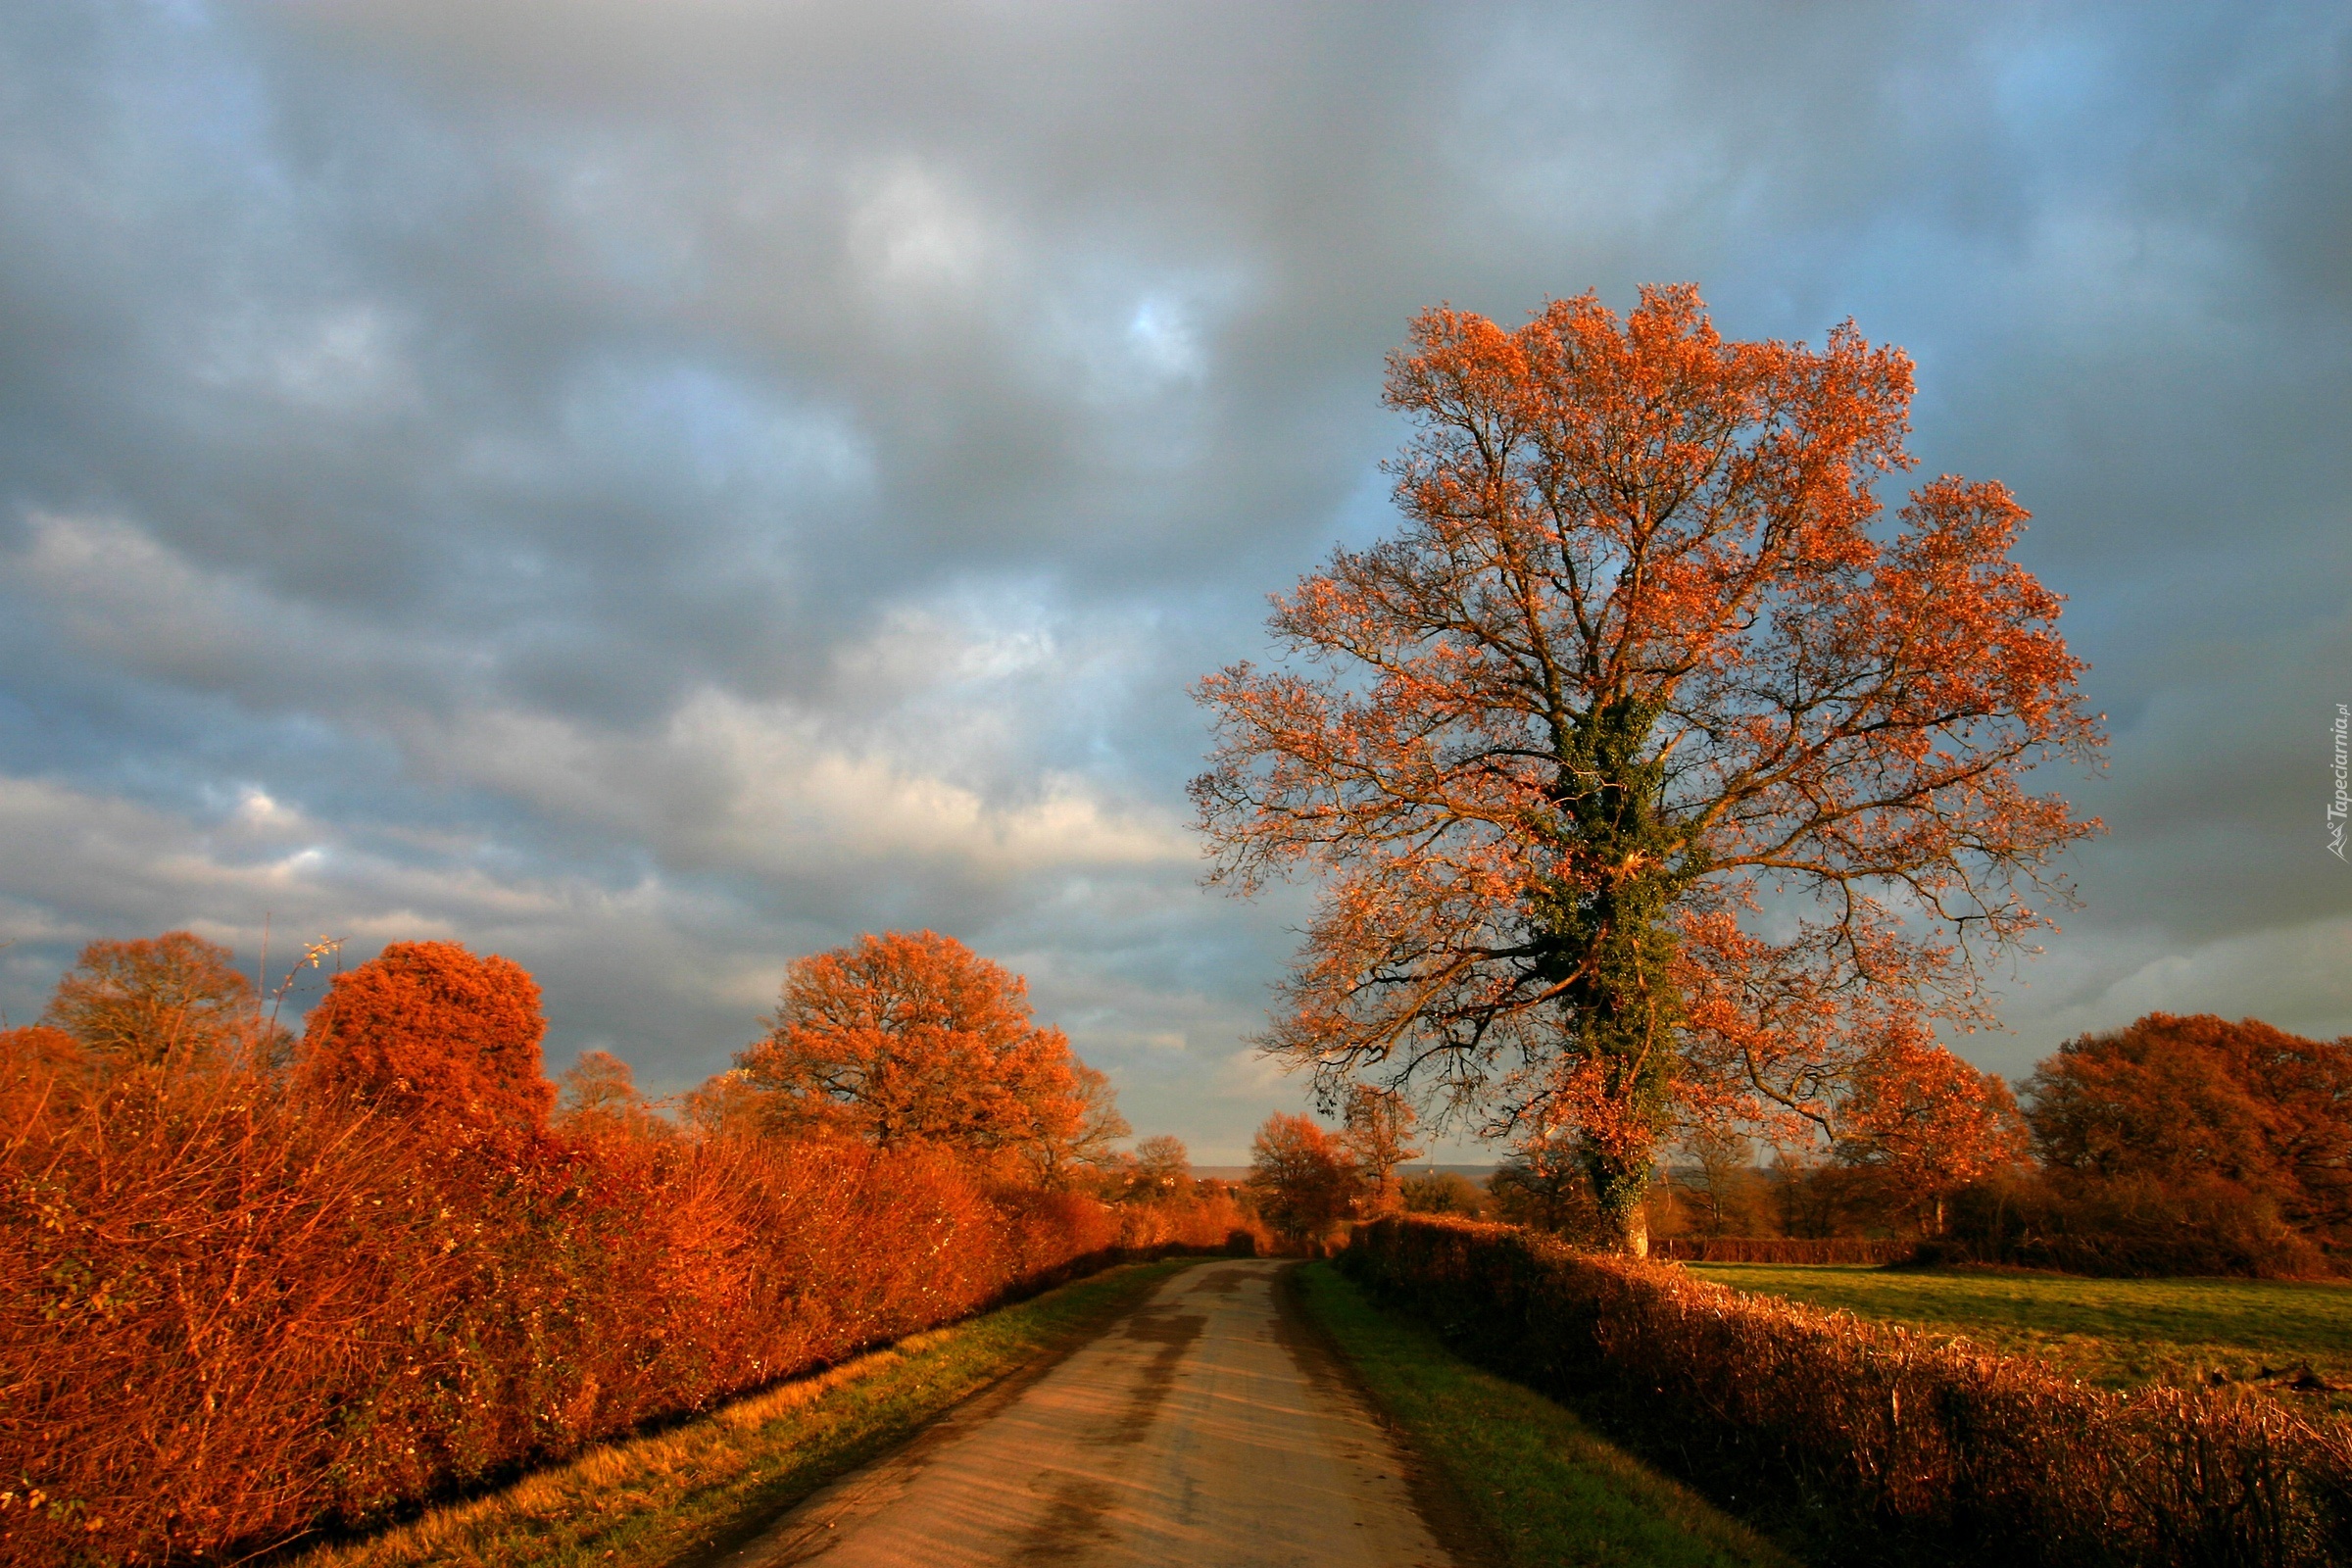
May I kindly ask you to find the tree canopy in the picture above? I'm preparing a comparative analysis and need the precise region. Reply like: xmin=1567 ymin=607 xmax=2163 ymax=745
xmin=1833 ymin=1028 xmax=2028 ymax=1234
xmin=736 ymin=929 xmax=1122 ymax=1175
xmin=42 ymin=931 xmax=267 ymax=1073
xmin=1246 ymin=1111 xmax=1357 ymax=1249
xmin=1195 ymin=284 xmax=2102 ymax=1250
xmin=296 ymin=940 xmax=554 ymax=1137
xmin=2027 ymin=1012 xmax=2352 ymax=1245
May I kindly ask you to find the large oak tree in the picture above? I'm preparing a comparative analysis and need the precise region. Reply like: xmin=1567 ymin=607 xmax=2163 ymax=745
xmin=1194 ymin=285 xmax=2102 ymax=1251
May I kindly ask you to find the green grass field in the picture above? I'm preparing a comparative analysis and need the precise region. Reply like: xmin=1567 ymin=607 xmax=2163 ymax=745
xmin=287 ymin=1258 xmax=1200 ymax=1568
xmin=1689 ymin=1262 xmax=2352 ymax=1402
xmin=1294 ymin=1262 xmax=1797 ymax=1568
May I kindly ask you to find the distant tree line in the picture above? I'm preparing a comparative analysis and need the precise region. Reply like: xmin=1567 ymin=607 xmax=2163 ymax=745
xmin=1237 ymin=1009 xmax=2352 ymax=1278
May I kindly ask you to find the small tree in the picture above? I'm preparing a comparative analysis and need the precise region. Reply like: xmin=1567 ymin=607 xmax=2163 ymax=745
xmin=1340 ymin=1084 xmax=1422 ymax=1215
xmin=43 ymin=931 xmax=272 ymax=1073
xmin=555 ymin=1049 xmax=671 ymax=1142
xmin=1680 ymin=1125 xmax=1758 ymax=1238
xmin=1833 ymin=1031 xmax=2027 ymax=1234
xmin=1129 ymin=1134 xmax=1195 ymax=1200
xmin=679 ymin=1066 xmax=767 ymax=1141
xmin=1487 ymin=1133 xmax=1593 ymax=1233
xmin=1248 ymin=1112 xmax=1358 ymax=1250
xmin=296 ymin=941 xmax=554 ymax=1138
xmin=1026 ymin=1061 xmax=1132 ymax=1190
xmin=737 ymin=930 xmax=1113 ymax=1174
xmin=1767 ymin=1143 xmax=1846 ymax=1239
xmin=1195 ymin=285 xmax=2102 ymax=1251
xmin=1398 ymin=1168 xmax=1488 ymax=1218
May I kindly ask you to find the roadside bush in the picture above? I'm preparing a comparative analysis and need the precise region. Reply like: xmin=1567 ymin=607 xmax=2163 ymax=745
xmin=1399 ymin=1168 xmax=1489 ymax=1218
xmin=1348 ymin=1215 xmax=2352 ymax=1568
xmin=1110 ymin=1187 xmax=1264 ymax=1254
xmin=0 ymin=1051 xmax=1119 ymax=1567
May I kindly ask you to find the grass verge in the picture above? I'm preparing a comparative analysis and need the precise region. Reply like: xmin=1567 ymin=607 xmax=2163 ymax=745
xmin=286 ymin=1258 xmax=1201 ymax=1568
xmin=1293 ymin=1261 xmax=1801 ymax=1568
xmin=1689 ymin=1263 xmax=2352 ymax=1405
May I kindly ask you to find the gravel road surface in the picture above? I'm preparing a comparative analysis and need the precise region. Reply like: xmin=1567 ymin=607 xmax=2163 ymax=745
xmin=719 ymin=1258 xmax=1468 ymax=1568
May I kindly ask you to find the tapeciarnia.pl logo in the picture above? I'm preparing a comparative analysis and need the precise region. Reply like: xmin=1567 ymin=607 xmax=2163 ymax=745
xmin=2331 ymin=703 xmax=2349 ymax=862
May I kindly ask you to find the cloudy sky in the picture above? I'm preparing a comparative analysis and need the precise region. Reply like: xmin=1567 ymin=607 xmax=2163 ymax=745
xmin=1 ymin=1 xmax=2346 ymax=1160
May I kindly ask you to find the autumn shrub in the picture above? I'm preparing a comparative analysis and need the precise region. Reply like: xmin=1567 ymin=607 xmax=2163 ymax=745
xmin=0 ymin=1050 xmax=1120 ymax=1567
xmin=296 ymin=941 xmax=555 ymax=1138
xmin=1347 ymin=1215 xmax=2352 ymax=1568
xmin=1109 ymin=1187 xmax=1263 ymax=1254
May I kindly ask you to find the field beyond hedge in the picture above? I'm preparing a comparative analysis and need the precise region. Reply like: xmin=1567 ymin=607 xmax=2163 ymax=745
xmin=1690 ymin=1263 xmax=2352 ymax=1402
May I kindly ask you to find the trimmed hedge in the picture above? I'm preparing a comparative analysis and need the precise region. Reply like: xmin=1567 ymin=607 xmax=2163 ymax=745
xmin=1347 ymin=1215 xmax=2352 ymax=1567
xmin=1 ymin=1062 xmax=1126 ymax=1566
xmin=1650 ymin=1236 xmax=1914 ymax=1264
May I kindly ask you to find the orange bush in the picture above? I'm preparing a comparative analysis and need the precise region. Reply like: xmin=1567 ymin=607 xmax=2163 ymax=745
xmin=0 ymin=1051 xmax=1120 ymax=1566
xmin=1111 ymin=1187 xmax=1263 ymax=1255
xmin=296 ymin=941 xmax=554 ymax=1137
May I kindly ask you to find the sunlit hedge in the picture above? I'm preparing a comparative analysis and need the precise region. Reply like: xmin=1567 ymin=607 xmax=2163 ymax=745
xmin=1348 ymin=1215 xmax=2352 ymax=1567
xmin=1 ymin=1058 xmax=1124 ymax=1566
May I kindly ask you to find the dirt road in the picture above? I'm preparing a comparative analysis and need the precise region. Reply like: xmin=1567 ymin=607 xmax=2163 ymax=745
xmin=719 ymin=1258 xmax=1468 ymax=1568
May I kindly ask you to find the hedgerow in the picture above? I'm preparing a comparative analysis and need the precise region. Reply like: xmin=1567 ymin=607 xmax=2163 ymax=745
xmin=0 ymin=1057 xmax=1124 ymax=1566
xmin=1648 ymin=1237 xmax=1913 ymax=1264
xmin=1346 ymin=1215 xmax=2352 ymax=1567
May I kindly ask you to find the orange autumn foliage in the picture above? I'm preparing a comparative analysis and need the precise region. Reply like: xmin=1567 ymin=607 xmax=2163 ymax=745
xmin=296 ymin=940 xmax=555 ymax=1137
xmin=42 ymin=931 xmax=271 ymax=1074
xmin=1831 ymin=1029 xmax=2029 ymax=1233
xmin=737 ymin=930 xmax=1115 ymax=1172
xmin=1195 ymin=283 xmax=2102 ymax=1248
xmin=2025 ymin=1013 xmax=2352 ymax=1246
xmin=0 ymin=1023 xmax=84 ymax=1085
xmin=1247 ymin=1111 xmax=1359 ymax=1250
xmin=0 ymin=932 xmax=1236 ymax=1567
xmin=0 ymin=1066 xmax=1118 ymax=1565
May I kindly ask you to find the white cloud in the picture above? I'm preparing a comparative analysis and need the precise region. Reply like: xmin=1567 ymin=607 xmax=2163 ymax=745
xmin=406 ymin=688 xmax=1188 ymax=879
xmin=849 ymin=163 xmax=998 ymax=301
xmin=1989 ymin=913 xmax=2352 ymax=1060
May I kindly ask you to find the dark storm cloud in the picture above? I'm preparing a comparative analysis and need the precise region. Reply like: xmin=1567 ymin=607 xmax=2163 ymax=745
xmin=0 ymin=1 xmax=2344 ymax=1155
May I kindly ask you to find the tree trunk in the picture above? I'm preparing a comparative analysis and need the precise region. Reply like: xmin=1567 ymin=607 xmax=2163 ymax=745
xmin=1588 ymin=1148 xmax=1652 ymax=1257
